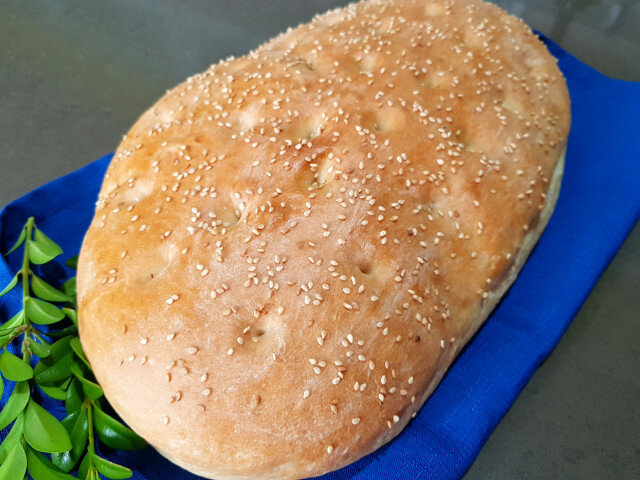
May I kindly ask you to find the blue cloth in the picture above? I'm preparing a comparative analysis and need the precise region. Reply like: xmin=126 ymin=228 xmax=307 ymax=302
xmin=1 ymin=37 xmax=639 ymax=479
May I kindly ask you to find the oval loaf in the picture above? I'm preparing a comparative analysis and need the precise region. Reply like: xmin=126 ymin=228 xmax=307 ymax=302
xmin=78 ymin=0 xmax=571 ymax=478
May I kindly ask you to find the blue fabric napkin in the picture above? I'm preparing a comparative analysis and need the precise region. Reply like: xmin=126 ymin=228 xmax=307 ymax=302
xmin=1 ymin=37 xmax=639 ymax=480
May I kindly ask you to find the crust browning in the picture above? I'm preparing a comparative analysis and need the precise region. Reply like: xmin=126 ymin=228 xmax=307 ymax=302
xmin=77 ymin=1 xmax=570 ymax=478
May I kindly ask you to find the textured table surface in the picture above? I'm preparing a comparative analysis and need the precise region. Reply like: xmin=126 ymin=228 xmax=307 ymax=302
xmin=0 ymin=1 xmax=638 ymax=478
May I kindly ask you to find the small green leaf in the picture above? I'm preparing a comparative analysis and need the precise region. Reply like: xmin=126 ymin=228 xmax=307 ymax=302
xmin=0 ymin=336 xmax=12 ymax=350
xmin=0 ymin=412 xmax=24 ymax=463
xmin=25 ymin=297 xmax=65 ymax=325
xmin=0 ymin=442 xmax=26 ymax=480
xmin=65 ymin=256 xmax=78 ymax=270
xmin=65 ymin=379 xmax=83 ymax=415
xmin=77 ymin=453 xmax=91 ymax=480
xmin=28 ymin=241 xmax=60 ymax=265
xmin=69 ymin=337 xmax=85 ymax=359
xmin=31 ymin=275 xmax=71 ymax=303
xmin=0 ymin=311 xmax=24 ymax=334
xmin=62 ymin=308 xmax=78 ymax=327
xmin=5 ymin=227 xmax=26 ymax=256
xmin=92 ymin=454 xmax=133 ymax=479
xmin=34 ymin=227 xmax=60 ymax=247
xmin=61 ymin=277 xmax=77 ymax=299
xmin=0 ymin=375 xmax=3 ymax=398
xmin=0 ymin=274 xmax=18 ymax=298
xmin=70 ymin=337 xmax=91 ymax=369
xmin=70 ymin=409 xmax=89 ymax=457
xmin=34 ymin=352 xmax=74 ymax=386
xmin=71 ymin=363 xmax=103 ymax=400
xmin=47 ymin=324 xmax=78 ymax=338
xmin=0 ymin=350 xmax=33 ymax=381
xmin=27 ymin=449 xmax=76 ymax=480
xmin=24 ymin=399 xmax=72 ymax=453
xmin=28 ymin=335 xmax=52 ymax=358
xmin=52 ymin=408 xmax=89 ymax=473
xmin=48 ymin=336 xmax=73 ymax=359
xmin=93 ymin=406 xmax=146 ymax=450
xmin=39 ymin=376 xmax=71 ymax=400
xmin=39 ymin=383 xmax=69 ymax=400
xmin=28 ymin=228 xmax=63 ymax=265
xmin=0 ymin=381 xmax=30 ymax=430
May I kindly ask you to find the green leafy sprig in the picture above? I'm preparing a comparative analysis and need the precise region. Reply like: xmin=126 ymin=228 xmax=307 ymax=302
xmin=0 ymin=217 xmax=146 ymax=480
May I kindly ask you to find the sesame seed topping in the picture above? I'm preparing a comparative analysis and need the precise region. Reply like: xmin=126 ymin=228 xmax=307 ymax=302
xmin=90 ymin=0 xmax=569 ymax=451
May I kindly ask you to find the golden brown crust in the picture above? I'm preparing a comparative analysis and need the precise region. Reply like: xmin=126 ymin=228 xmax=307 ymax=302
xmin=77 ymin=0 xmax=570 ymax=478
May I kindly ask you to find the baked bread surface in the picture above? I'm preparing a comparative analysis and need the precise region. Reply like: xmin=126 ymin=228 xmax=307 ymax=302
xmin=77 ymin=0 xmax=571 ymax=478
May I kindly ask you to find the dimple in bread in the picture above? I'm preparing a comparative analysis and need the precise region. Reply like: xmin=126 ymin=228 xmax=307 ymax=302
xmin=77 ymin=0 xmax=570 ymax=478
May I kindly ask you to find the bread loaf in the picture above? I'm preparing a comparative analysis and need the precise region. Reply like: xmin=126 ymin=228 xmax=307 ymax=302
xmin=77 ymin=0 xmax=570 ymax=478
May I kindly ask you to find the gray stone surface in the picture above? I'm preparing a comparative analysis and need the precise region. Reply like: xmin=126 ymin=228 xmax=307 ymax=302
xmin=0 ymin=1 xmax=638 ymax=478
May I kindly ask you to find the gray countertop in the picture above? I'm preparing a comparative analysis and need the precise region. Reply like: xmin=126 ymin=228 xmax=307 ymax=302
xmin=1 ymin=0 xmax=638 ymax=478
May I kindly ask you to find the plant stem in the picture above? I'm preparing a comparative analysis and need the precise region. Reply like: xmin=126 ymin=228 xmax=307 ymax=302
xmin=20 ymin=217 xmax=35 ymax=362
xmin=87 ymin=400 xmax=95 ymax=455
xmin=86 ymin=399 xmax=97 ymax=478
